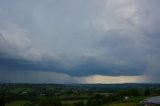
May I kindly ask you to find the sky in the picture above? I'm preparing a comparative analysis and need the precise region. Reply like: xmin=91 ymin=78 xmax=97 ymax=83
xmin=0 ymin=0 xmax=160 ymax=83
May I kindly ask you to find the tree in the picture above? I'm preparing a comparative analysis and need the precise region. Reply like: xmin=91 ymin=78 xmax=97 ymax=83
xmin=87 ymin=98 xmax=99 ymax=106
xmin=38 ymin=98 xmax=62 ymax=106
xmin=73 ymin=101 xmax=84 ymax=106
xmin=118 ymin=89 xmax=140 ymax=97
xmin=23 ymin=103 xmax=34 ymax=106
xmin=144 ymin=89 xmax=151 ymax=96
xmin=0 ymin=97 xmax=5 ymax=106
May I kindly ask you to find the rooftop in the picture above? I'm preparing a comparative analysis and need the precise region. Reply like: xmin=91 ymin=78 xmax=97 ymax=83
xmin=142 ymin=96 xmax=160 ymax=104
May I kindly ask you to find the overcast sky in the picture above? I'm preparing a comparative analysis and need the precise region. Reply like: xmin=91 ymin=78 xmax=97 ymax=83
xmin=0 ymin=0 xmax=160 ymax=83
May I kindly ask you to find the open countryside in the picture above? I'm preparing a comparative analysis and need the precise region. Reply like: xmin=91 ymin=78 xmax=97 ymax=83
xmin=1 ymin=83 xmax=160 ymax=106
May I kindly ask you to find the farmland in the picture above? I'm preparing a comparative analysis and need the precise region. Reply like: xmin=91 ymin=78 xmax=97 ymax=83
xmin=0 ymin=83 xmax=160 ymax=106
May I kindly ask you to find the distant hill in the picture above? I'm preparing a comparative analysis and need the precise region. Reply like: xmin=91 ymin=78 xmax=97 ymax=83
xmin=1 ymin=83 xmax=160 ymax=92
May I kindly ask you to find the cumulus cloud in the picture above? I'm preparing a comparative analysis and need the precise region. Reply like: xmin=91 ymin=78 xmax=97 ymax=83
xmin=0 ymin=0 xmax=160 ymax=83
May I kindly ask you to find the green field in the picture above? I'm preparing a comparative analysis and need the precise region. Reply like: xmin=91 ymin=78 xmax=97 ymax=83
xmin=108 ymin=103 xmax=138 ymax=106
xmin=5 ymin=100 xmax=31 ymax=106
xmin=100 ymin=96 xmax=144 ymax=106
xmin=62 ymin=99 xmax=87 ymax=105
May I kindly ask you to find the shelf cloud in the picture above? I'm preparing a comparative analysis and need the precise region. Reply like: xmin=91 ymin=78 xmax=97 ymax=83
xmin=0 ymin=0 xmax=160 ymax=83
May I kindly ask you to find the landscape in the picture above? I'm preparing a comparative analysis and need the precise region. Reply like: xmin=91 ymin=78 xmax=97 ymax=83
xmin=1 ymin=0 xmax=160 ymax=106
xmin=1 ymin=83 xmax=160 ymax=106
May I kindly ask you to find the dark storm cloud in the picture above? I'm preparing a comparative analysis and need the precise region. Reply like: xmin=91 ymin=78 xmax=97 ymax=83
xmin=0 ymin=0 xmax=160 ymax=83
xmin=0 ymin=52 xmax=144 ymax=76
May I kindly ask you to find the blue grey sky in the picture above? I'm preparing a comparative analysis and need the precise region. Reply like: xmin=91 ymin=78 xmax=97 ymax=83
xmin=0 ymin=0 xmax=160 ymax=83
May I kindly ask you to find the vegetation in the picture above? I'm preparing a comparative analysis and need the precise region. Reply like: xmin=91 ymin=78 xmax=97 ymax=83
xmin=5 ymin=100 xmax=31 ymax=106
xmin=0 ymin=83 xmax=160 ymax=106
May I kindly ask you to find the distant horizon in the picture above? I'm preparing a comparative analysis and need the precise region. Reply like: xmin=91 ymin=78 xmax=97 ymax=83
xmin=1 ymin=82 xmax=160 ymax=85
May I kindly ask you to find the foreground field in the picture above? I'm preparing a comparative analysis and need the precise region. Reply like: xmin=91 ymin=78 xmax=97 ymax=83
xmin=62 ymin=99 xmax=87 ymax=105
xmin=5 ymin=100 xmax=31 ymax=106
xmin=101 ymin=96 xmax=144 ymax=106
xmin=108 ymin=103 xmax=138 ymax=106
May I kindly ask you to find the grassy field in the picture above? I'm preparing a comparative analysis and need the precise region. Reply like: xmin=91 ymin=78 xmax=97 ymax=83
xmin=5 ymin=100 xmax=31 ymax=106
xmin=101 ymin=96 xmax=145 ymax=106
xmin=62 ymin=99 xmax=87 ymax=105
xmin=108 ymin=103 xmax=138 ymax=106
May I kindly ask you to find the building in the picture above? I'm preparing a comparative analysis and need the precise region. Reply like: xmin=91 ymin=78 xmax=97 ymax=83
xmin=140 ymin=96 xmax=160 ymax=106
xmin=124 ymin=96 xmax=129 ymax=100
xmin=21 ymin=91 xmax=28 ymax=95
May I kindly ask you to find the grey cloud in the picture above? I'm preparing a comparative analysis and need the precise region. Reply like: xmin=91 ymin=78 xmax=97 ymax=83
xmin=0 ymin=23 xmax=42 ymax=61
xmin=0 ymin=0 xmax=160 ymax=83
xmin=0 ymin=70 xmax=80 ymax=84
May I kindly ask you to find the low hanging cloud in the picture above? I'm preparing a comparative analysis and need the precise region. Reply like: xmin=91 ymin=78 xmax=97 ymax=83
xmin=0 ymin=0 xmax=160 ymax=83
xmin=0 ymin=70 xmax=82 ymax=84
